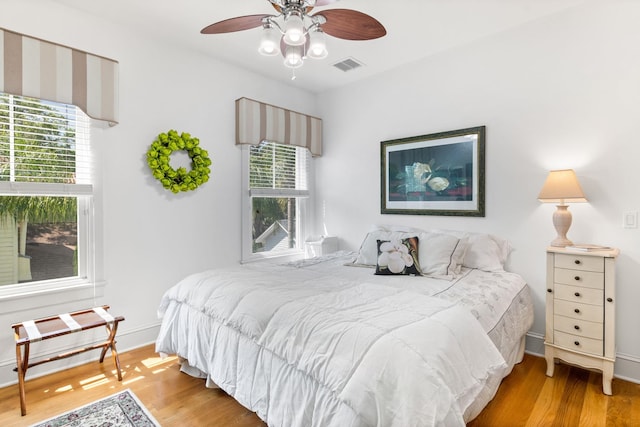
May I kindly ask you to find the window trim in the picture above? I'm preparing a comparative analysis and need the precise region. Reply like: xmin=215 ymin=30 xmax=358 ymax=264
xmin=0 ymin=279 xmax=105 ymax=313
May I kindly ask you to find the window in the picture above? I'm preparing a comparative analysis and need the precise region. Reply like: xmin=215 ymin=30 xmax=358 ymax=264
xmin=0 ymin=93 xmax=94 ymax=295
xmin=241 ymin=141 xmax=312 ymax=262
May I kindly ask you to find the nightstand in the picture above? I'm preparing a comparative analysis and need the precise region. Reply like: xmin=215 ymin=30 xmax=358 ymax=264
xmin=544 ymin=246 xmax=619 ymax=395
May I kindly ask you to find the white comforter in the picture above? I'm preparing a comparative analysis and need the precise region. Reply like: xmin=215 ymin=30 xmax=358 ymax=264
xmin=156 ymin=253 xmax=515 ymax=427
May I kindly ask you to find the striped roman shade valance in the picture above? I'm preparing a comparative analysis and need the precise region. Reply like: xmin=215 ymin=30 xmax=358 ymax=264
xmin=236 ymin=97 xmax=322 ymax=157
xmin=0 ymin=28 xmax=119 ymax=125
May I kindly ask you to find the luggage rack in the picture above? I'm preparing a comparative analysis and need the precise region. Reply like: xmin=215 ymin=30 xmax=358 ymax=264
xmin=11 ymin=305 xmax=125 ymax=415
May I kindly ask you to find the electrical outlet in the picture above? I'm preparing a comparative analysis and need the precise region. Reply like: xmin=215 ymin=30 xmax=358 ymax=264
xmin=623 ymin=211 xmax=638 ymax=229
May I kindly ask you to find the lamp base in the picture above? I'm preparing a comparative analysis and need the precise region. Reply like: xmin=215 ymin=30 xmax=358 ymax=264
xmin=550 ymin=236 xmax=573 ymax=247
xmin=550 ymin=204 xmax=573 ymax=247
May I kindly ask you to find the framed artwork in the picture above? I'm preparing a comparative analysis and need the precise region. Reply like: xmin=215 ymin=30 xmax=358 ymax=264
xmin=380 ymin=126 xmax=485 ymax=216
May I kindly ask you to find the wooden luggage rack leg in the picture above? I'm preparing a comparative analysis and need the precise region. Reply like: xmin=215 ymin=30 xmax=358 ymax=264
xmin=99 ymin=318 xmax=123 ymax=380
xmin=14 ymin=338 xmax=30 ymax=417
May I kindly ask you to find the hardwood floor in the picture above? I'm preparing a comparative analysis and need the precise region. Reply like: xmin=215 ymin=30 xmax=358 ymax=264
xmin=0 ymin=344 xmax=265 ymax=427
xmin=468 ymin=354 xmax=640 ymax=427
xmin=0 ymin=345 xmax=638 ymax=426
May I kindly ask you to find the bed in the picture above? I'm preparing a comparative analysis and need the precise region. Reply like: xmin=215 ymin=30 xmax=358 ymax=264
xmin=155 ymin=227 xmax=534 ymax=426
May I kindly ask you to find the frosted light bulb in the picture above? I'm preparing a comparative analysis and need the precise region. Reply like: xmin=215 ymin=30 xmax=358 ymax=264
xmin=308 ymin=27 xmax=327 ymax=59
xmin=283 ymin=44 xmax=304 ymax=68
xmin=259 ymin=25 xmax=280 ymax=56
xmin=283 ymin=11 xmax=306 ymax=46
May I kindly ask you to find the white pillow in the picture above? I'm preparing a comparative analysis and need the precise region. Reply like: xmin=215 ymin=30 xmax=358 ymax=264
xmin=434 ymin=229 xmax=512 ymax=272
xmin=416 ymin=232 xmax=466 ymax=278
xmin=463 ymin=233 xmax=512 ymax=271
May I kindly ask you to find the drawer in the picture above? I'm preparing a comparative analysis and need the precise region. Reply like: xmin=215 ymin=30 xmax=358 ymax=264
xmin=554 ymin=315 xmax=603 ymax=339
xmin=555 ymin=253 xmax=604 ymax=272
xmin=554 ymin=299 xmax=604 ymax=322
xmin=554 ymin=330 xmax=603 ymax=356
xmin=554 ymin=268 xmax=603 ymax=290
xmin=554 ymin=284 xmax=603 ymax=306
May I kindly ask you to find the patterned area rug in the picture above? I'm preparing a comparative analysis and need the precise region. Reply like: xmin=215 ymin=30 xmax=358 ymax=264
xmin=30 ymin=389 xmax=160 ymax=427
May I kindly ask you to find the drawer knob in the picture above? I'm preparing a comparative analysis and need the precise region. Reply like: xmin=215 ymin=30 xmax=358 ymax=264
xmin=574 ymin=308 xmax=581 ymax=314
xmin=574 ymin=292 xmax=581 ymax=297
xmin=574 ymin=260 xmax=581 ymax=265
xmin=574 ymin=325 xmax=580 ymax=330
xmin=547 ymin=289 xmax=553 ymax=293
xmin=574 ymin=341 xmax=580 ymax=346
xmin=574 ymin=276 xmax=581 ymax=281
xmin=607 ymin=297 xmax=613 ymax=303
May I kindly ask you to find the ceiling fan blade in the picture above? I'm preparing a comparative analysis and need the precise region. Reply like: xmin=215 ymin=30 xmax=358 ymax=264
xmin=271 ymin=3 xmax=282 ymax=13
xmin=316 ymin=9 xmax=387 ymax=41
xmin=201 ymin=14 xmax=271 ymax=34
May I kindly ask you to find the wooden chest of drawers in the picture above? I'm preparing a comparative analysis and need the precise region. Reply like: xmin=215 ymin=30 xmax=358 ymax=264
xmin=544 ymin=247 xmax=619 ymax=395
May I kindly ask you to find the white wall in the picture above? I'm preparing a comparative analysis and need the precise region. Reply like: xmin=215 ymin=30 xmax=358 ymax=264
xmin=316 ymin=2 xmax=640 ymax=381
xmin=0 ymin=0 xmax=317 ymax=386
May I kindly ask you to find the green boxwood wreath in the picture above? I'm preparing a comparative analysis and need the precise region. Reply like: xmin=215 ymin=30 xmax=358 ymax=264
xmin=147 ymin=130 xmax=212 ymax=193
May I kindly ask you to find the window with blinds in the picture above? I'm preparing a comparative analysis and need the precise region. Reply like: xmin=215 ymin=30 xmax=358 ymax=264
xmin=0 ymin=93 xmax=93 ymax=289
xmin=245 ymin=141 xmax=310 ymax=258
xmin=249 ymin=141 xmax=309 ymax=195
xmin=0 ymin=93 xmax=91 ymax=187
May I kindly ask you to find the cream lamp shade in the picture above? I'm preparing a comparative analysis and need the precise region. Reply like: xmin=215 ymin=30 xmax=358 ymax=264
xmin=538 ymin=169 xmax=587 ymax=247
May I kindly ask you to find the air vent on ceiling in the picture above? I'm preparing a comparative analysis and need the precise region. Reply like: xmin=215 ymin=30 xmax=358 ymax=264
xmin=332 ymin=57 xmax=365 ymax=72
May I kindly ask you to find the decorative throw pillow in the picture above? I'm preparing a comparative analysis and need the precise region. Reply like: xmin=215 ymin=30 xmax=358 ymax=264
xmin=353 ymin=228 xmax=425 ymax=267
xmin=375 ymin=237 xmax=422 ymax=276
xmin=354 ymin=230 xmax=404 ymax=266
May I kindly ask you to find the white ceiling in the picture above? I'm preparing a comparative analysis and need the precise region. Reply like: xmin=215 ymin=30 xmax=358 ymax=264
xmin=51 ymin=0 xmax=585 ymax=93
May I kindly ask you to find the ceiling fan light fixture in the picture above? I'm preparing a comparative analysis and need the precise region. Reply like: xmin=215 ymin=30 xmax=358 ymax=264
xmin=201 ymin=0 xmax=387 ymax=74
xmin=283 ymin=44 xmax=304 ymax=68
xmin=283 ymin=10 xmax=306 ymax=46
xmin=307 ymin=26 xmax=328 ymax=59
xmin=259 ymin=24 xmax=281 ymax=56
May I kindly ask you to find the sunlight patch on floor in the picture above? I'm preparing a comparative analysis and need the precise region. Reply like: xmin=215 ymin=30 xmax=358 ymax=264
xmin=82 ymin=377 xmax=110 ymax=389
xmin=79 ymin=374 xmax=106 ymax=386
xmin=122 ymin=375 xmax=144 ymax=386
xmin=142 ymin=355 xmax=177 ymax=369
xmin=78 ymin=373 xmax=111 ymax=389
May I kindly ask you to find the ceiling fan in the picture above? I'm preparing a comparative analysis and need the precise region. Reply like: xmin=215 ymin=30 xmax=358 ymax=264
xmin=201 ymin=0 xmax=386 ymax=72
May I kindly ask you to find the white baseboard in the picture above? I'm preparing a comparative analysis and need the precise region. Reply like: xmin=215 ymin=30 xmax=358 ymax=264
xmin=0 ymin=322 xmax=161 ymax=388
xmin=525 ymin=332 xmax=640 ymax=385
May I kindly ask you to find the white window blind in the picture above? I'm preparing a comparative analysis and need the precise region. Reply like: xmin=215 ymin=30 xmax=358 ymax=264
xmin=0 ymin=93 xmax=91 ymax=195
xmin=249 ymin=141 xmax=309 ymax=197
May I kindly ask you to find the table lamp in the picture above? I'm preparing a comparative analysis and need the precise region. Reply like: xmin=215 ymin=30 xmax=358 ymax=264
xmin=538 ymin=169 xmax=587 ymax=247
